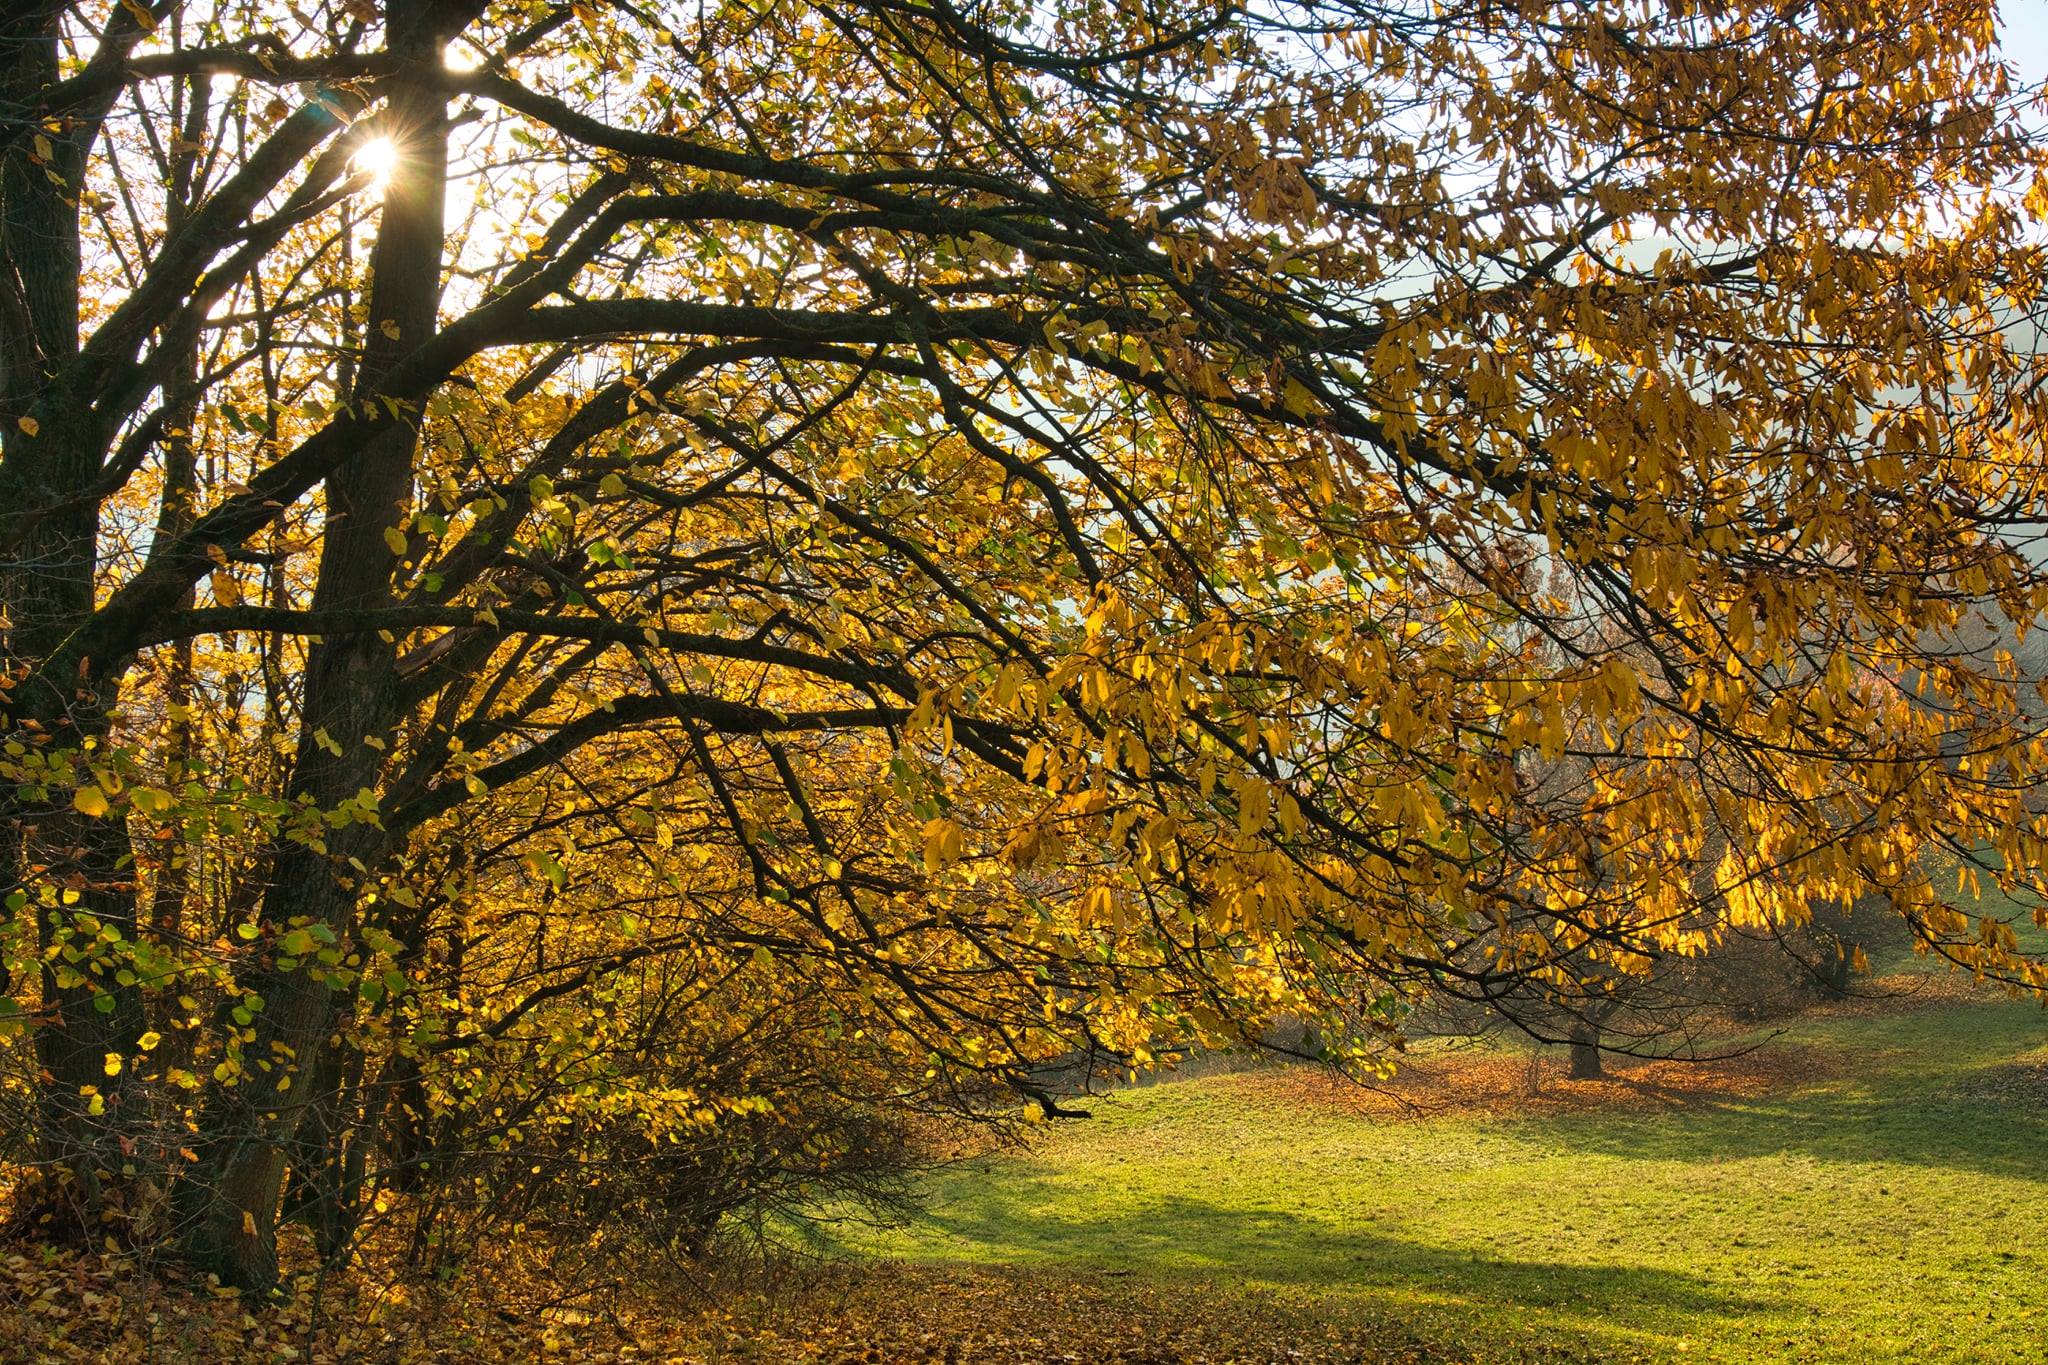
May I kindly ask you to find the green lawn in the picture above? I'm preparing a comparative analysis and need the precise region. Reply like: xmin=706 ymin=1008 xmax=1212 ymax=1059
xmin=826 ymin=985 xmax=2048 ymax=1362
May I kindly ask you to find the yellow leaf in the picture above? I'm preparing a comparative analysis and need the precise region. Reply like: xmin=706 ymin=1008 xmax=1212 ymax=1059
xmin=137 ymin=1031 xmax=162 ymax=1051
xmin=1082 ymin=884 xmax=1117 ymax=924
xmin=379 ymin=319 xmax=401 ymax=340
xmin=73 ymin=787 xmax=111 ymax=818
xmin=103 ymin=1053 xmax=121 ymax=1077
xmin=209 ymin=569 xmax=242 ymax=607
xmin=383 ymin=526 xmax=408 ymax=556
xmin=15 ymin=416 xmax=38 ymax=437
xmin=1237 ymin=779 xmax=1271 ymax=836
xmin=923 ymin=817 xmax=963 ymax=874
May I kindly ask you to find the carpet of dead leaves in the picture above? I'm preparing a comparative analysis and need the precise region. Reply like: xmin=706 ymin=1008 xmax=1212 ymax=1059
xmin=0 ymin=1243 xmax=1494 ymax=1364
xmin=1219 ymin=1040 xmax=1836 ymax=1123
xmin=1227 ymin=968 xmax=1998 ymax=1125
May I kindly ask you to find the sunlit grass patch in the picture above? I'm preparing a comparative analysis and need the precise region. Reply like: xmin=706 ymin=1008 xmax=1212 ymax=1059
xmin=828 ymin=987 xmax=2048 ymax=1363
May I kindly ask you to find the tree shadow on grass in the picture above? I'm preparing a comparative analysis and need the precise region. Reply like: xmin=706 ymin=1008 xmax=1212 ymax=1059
xmin=1520 ymin=1073 xmax=2048 ymax=1184
xmin=829 ymin=1000 xmax=2048 ymax=1360
xmin=883 ymin=1185 xmax=1771 ymax=1352
xmin=1463 ymin=992 xmax=2048 ymax=1182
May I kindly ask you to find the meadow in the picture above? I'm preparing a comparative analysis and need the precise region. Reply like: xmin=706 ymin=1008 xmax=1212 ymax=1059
xmin=816 ymin=975 xmax=2048 ymax=1363
xmin=9 ymin=960 xmax=2043 ymax=1364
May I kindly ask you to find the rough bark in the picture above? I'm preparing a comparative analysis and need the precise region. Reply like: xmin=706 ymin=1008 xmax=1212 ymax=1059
xmin=0 ymin=1 xmax=146 ymax=1208
xmin=177 ymin=0 xmax=461 ymax=1290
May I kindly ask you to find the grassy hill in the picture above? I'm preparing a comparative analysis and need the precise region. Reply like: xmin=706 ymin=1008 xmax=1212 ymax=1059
xmin=818 ymin=978 xmax=2048 ymax=1363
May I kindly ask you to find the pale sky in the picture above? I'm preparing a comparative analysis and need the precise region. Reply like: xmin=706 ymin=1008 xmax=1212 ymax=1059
xmin=2005 ymin=0 xmax=2048 ymax=88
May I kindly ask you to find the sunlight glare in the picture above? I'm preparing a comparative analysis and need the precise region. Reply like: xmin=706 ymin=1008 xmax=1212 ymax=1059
xmin=355 ymin=135 xmax=400 ymax=183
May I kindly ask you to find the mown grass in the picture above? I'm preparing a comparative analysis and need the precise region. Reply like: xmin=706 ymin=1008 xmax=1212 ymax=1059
xmin=826 ymin=980 xmax=2048 ymax=1362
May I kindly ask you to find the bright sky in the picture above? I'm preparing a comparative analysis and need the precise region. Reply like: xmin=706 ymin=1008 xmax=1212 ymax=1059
xmin=2005 ymin=0 xmax=2048 ymax=87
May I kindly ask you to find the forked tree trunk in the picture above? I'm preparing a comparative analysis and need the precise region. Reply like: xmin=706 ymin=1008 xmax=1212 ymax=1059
xmin=177 ymin=0 xmax=462 ymax=1290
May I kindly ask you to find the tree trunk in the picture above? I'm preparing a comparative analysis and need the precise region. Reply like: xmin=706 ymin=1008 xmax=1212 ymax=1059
xmin=279 ymin=1043 xmax=367 ymax=1262
xmin=178 ymin=1 xmax=458 ymax=1290
xmin=1568 ymin=1023 xmax=1603 ymax=1080
xmin=0 ymin=3 xmax=147 ymax=1215
xmin=1816 ymin=936 xmax=1853 ymax=998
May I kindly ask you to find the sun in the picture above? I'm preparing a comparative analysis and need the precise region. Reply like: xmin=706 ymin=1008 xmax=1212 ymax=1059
xmin=354 ymin=135 xmax=400 ymax=182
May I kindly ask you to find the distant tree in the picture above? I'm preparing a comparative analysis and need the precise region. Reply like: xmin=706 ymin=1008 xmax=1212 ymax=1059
xmin=4 ymin=0 xmax=2048 ymax=1292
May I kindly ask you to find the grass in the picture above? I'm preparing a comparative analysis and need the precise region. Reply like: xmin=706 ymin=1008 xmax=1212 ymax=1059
xmin=823 ymin=979 xmax=2048 ymax=1362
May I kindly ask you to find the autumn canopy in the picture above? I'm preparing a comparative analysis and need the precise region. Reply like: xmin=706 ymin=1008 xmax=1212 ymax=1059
xmin=0 ymin=0 xmax=2044 ymax=1292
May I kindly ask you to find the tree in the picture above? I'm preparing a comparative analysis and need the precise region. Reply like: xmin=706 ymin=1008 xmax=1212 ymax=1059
xmin=4 ymin=0 xmax=2048 ymax=1292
